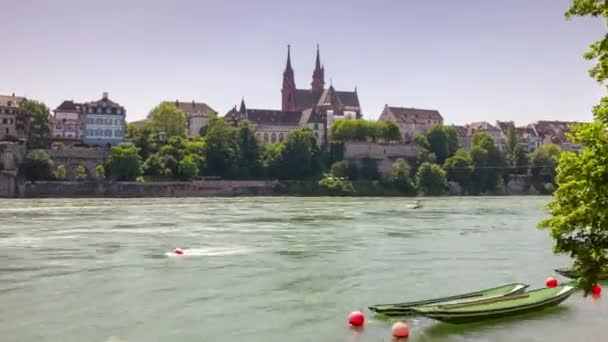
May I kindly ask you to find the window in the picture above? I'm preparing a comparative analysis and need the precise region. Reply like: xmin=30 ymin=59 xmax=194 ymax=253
xmin=114 ymin=130 xmax=123 ymax=137
xmin=271 ymin=133 xmax=276 ymax=143
xmin=86 ymin=129 xmax=93 ymax=136
xmin=256 ymin=133 xmax=261 ymax=141
xmin=314 ymin=131 xmax=319 ymax=138
xmin=106 ymin=118 xmax=112 ymax=125
xmin=278 ymin=133 xmax=284 ymax=142
xmin=9 ymin=119 xmax=13 ymax=124
xmin=117 ymin=109 xmax=122 ymax=115
xmin=114 ymin=119 xmax=119 ymax=126
xmin=89 ymin=107 xmax=94 ymax=113
xmin=104 ymin=129 xmax=112 ymax=137
xmin=95 ymin=129 xmax=102 ymax=136
xmin=106 ymin=108 xmax=112 ymax=114
xmin=1 ymin=118 xmax=7 ymax=124
xmin=96 ymin=118 xmax=103 ymax=125
xmin=264 ymin=133 xmax=268 ymax=142
xmin=87 ymin=118 xmax=93 ymax=124
xmin=314 ymin=123 xmax=318 ymax=130
xmin=97 ymin=108 xmax=101 ymax=114
xmin=55 ymin=124 xmax=62 ymax=129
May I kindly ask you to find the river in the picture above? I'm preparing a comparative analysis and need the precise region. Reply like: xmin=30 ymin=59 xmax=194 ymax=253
xmin=0 ymin=197 xmax=605 ymax=342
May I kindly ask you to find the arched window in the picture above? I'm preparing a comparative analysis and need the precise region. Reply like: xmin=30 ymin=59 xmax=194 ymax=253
xmin=96 ymin=118 xmax=103 ymax=125
xmin=314 ymin=131 xmax=319 ymax=138
xmin=264 ymin=133 xmax=269 ymax=142
xmin=278 ymin=133 xmax=284 ymax=142
xmin=271 ymin=133 xmax=276 ymax=143
xmin=256 ymin=133 xmax=262 ymax=141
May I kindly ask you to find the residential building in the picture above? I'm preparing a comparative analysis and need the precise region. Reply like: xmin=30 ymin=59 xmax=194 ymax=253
xmin=225 ymin=99 xmax=324 ymax=145
xmin=82 ymin=92 xmax=126 ymax=147
xmin=167 ymin=100 xmax=216 ymax=137
xmin=466 ymin=121 xmax=505 ymax=152
xmin=52 ymin=100 xmax=84 ymax=144
xmin=0 ymin=94 xmax=26 ymax=140
xmin=528 ymin=120 xmax=582 ymax=152
xmin=452 ymin=125 xmax=470 ymax=150
xmin=377 ymin=105 xmax=443 ymax=142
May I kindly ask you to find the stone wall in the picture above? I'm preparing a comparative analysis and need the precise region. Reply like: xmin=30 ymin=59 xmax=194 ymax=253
xmin=343 ymin=142 xmax=419 ymax=175
xmin=19 ymin=180 xmax=281 ymax=198
xmin=47 ymin=147 xmax=108 ymax=179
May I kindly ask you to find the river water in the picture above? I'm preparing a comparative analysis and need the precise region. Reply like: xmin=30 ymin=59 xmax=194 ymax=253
xmin=0 ymin=197 xmax=605 ymax=342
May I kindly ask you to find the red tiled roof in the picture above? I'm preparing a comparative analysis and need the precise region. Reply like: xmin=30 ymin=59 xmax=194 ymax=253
xmin=387 ymin=106 xmax=443 ymax=123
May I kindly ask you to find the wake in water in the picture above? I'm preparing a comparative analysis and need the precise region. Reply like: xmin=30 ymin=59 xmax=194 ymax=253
xmin=165 ymin=246 xmax=252 ymax=257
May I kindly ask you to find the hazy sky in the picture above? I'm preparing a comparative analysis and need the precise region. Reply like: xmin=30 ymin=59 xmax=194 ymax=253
xmin=2 ymin=0 xmax=605 ymax=124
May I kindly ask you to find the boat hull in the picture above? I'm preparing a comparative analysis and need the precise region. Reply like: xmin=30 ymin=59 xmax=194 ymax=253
xmin=414 ymin=286 xmax=575 ymax=324
xmin=554 ymin=268 xmax=608 ymax=280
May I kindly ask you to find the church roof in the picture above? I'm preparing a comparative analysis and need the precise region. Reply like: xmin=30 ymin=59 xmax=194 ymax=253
xmin=245 ymin=109 xmax=303 ymax=126
xmin=300 ymin=107 xmax=323 ymax=124
xmin=387 ymin=107 xmax=443 ymax=123
xmin=294 ymin=89 xmax=322 ymax=110
xmin=293 ymin=87 xmax=360 ymax=111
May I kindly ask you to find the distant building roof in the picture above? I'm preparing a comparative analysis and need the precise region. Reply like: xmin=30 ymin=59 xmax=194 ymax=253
xmin=55 ymin=100 xmax=82 ymax=112
xmin=84 ymin=93 xmax=125 ymax=114
xmin=467 ymin=121 xmax=500 ymax=135
xmin=165 ymin=100 xmax=216 ymax=118
xmin=386 ymin=106 xmax=443 ymax=123
xmin=451 ymin=125 xmax=468 ymax=137
xmin=0 ymin=94 xmax=26 ymax=108
xmin=245 ymin=109 xmax=303 ymax=126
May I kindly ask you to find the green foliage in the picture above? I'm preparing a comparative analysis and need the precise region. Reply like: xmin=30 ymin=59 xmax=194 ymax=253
xmin=54 ymin=165 xmax=66 ymax=180
xmin=469 ymin=132 xmax=503 ymax=194
xmin=512 ymin=144 xmax=529 ymax=174
xmin=142 ymin=153 xmax=164 ymax=177
xmin=444 ymin=125 xmax=459 ymax=157
xmin=318 ymin=174 xmax=355 ymax=195
xmin=21 ymin=149 xmax=54 ymax=181
xmin=281 ymin=129 xmax=322 ymax=179
xmin=148 ymin=102 xmax=187 ymax=138
xmin=262 ymin=142 xmax=285 ymax=179
xmin=331 ymin=119 xmax=402 ymax=142
xmin=21 ymin=100 xmax=52 ymax=149
xmin=126 ymin=124 xmax=139 ymax=139
xmin=506 ymin=123 xmax=519 ymax=156
xmin=529 ymin=143 xmax=561 ymax=189
xmin=129 ymin=126 xmax=155 ymax=161
xmin=426 ymin=124 xmax=450 ymax=164
xmin=330 ymin=161 xmax=348 ymax=178
xmin=391 ymin=158 xmax=416 ymax=194
xmin=106 ymin=143 xmax=142 ymax=181
xmin=178 ymin=154 xmax=200 ymax=180
xmin=416 ymin=162 xmax=448 ymax=196
xmin=412 ymin=133 xmax=429 ymax=150
xmin=235 ymin=120 xmax=262 ymax=178
xmin=95 ymin=165 xmax=105 ymax=181
xmin=203 ymin=117 xmax=238 ymax=177
xmin=75 ymin=165 xmax=87 ymax=181
xmin=328 ymin=141 xmax=345 ymax=164
xmin=443 ymin=149 xmax=474 ymax=191
xmin=538 ymin=0 xmax=608 ymax=294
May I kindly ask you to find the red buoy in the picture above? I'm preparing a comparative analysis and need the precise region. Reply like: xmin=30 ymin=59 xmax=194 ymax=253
xmin=348 ymin=311 xmax=365 ymax=327
xmin=392 ymin=321 xmax=409 ymax=339
xmin=173 ymin=248 xmax=184 ymax=255
xmin=592 ymin=284 xmax=602 ymax=295
xmin=546 ymin=277 xmax=558 ymax=288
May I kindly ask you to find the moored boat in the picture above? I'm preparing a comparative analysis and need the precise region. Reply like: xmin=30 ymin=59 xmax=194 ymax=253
xmin=369 ymin=283 xmax=528 ymax=316
xmin=412 ymin=285 xmax=575 ymax=324
xmin=555 ymin=268 xmax=608 ymax=280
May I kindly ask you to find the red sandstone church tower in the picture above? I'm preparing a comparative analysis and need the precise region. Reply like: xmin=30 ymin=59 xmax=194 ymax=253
xmin=281 ymin=45 xmax=297 ymax=112
xmin=311 ymin=45 xmax=325 ymax=93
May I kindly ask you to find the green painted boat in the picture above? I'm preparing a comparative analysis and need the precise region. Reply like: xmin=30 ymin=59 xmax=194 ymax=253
xmin=555 ymin=268 xmax=608 ymax=280
xmin=368 ymin=283 xmax=529 ymax=316
xmin=413 ymin=285 xmax=575 ymax=324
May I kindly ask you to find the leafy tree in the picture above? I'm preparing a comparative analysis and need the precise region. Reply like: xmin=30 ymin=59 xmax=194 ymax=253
xmin=318 ymin=174 xmax=355 ymax=195
xmin=262 ymin=142 xmax=285 ymax=178
xmin=412 ymin=133 xmax=430 ymax=150
xmin=148 ymin=102 xmax=187 ymax=138
xmin=529 ymin=144 xmax=561 ymax=187
xmin=163 ymin=155 xmax=179 ymax=178
xmin=126 ymin=124 xmax=140 ymax=139
xmin=130 ymin=125 xmax=155 ymax=161
xmin=391 ymin=158 xmax=416 ymax=194
xmin=469 ymin=132 xmax=503 ymax=193
xmin=539 ymin=0 xmax=608 ymax=294
xmin=416 ymin=162 xmax=448 ymax=196
xmin=281 ymin=129 xmax=322 ymax=179
xmin=178 ymin=154 xmax=200 ymax=180
xmin=21 ymin=149 xmax=54 ymax=180
xmin=506 ymin=123 xmax=518 ymax=156
xmin=381 ymin=121 xmax=402 ymax=141
xmin=443 ymin=149 xmax=474 ymax=191
xmin=142 ymin=153 xmax=164 ymax=177
xmin=235 ymin=120 xmax=262 ymax=178
xmin=512 ymin=144 xmax=529 ymax=174
xmin=106 ymin=143 xmax=142 ymax=181
xmin=330 ymin=119 xmax=402 ymax=142
xmin=75 ymin=165 xmax=87 ymax=181
xmin=426 ymin=124 xmax=449 ymax=164
xmin=330 ymin=161 xmax=348 ymax=178
xmin=95 ymin=165 xmax=105 ymax=181
xmin=203 ymin=117 xmax=238 ymax=177
xmin=54 ymin=165 xmax=66 ymax=180
xmin=444 ymin=125 xmax=459 ymax=157
xmin=21 ymin=100 xmax=52 ymax=149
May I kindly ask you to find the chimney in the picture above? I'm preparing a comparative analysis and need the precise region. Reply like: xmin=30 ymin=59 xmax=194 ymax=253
xmin=11 ymin=93 xmax=15 ymax=97
xmin=102 ymin=92 xmax=109 ymax=100
xmin=175 ymin=99 xmax=179 ymax=106
xmin=192 ymin=100 xmax=195 ymax=108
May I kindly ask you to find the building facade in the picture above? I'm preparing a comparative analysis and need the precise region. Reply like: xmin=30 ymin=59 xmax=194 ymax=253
xmin=166 ymin=100 xmax=216 ymax=137
xmin=0 ymin=94 xmax=26 ymax=140
xmin=82 ymin=92 xmax=126 ymax=147
xmin=377 ymin=105 xmax=444 ymax=142
xmin=52 ymin=100 xmax=84 ymax=144
xmin=466 ymin=121 xmax=504 ymax=152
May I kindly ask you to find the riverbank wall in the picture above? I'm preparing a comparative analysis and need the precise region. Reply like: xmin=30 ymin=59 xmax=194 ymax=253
xmin=17 ymin=180 xmax=282 ymax=198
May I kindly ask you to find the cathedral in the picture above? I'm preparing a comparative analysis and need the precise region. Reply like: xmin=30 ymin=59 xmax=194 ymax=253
xmin=226 ymin=45 xmax=361 ymax=145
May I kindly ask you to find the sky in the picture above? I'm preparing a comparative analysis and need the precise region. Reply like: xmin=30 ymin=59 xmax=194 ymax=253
xmin=1 ymin=0 xmax=605 ymax=125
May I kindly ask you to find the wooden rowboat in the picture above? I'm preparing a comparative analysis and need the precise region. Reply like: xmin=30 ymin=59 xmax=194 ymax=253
xmin=412 ymin=285 xmax=575 ymax=324
xmin=369 ymin=283 xmax=528 ymax=316
xmin=554 ymin=268 xmax=608 ymax=280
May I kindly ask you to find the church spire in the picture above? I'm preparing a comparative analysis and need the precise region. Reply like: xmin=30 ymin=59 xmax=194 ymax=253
xmin=239 ymin=97 xmax=246 ymax=114
xmin=311 ymin=44 xmax=325 ymax=93
xmin=282 ymin=44 xmax=297 ymax=111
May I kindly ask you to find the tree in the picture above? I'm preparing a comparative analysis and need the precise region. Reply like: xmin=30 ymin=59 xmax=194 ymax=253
xmin=539 ymin=0 xmax=608 ymax=293
xmin=416 ymin=162 xmax=448 ymax=196
xmin=469 ymin=132 xmax=502 ymax=193
xmin=148 ymin=102 xmax=187 ymax=138
xmin=21 ymin=100 xmax=51 ymax=149
xmin=529 ymin=144 xmax=561 ymax=187
xmin=443 ymin=149 xmax=474 ymax=191
xmin=203 ymin=117 xmax=238 ymax=177
xmin=412 ymin=133 xmax=430 ymax=150
xmin=130 ymin=125 xmax=155 ymax=161
xmin=444 ymin=125 xmax=459 ymax=157
xmin=95 ymin=165 xmax=106 ymax=181
xmin=55 ymin=165 xmax=66 ymax=180
xmin=178 ymin=154 xmax=199 ymax=180
xmin=281 ymin=129 xmax=322 ymax=179
xmin=391 ymin=158 xmax=416 ymax=194
xmin=319 ymin=174 xmax=355 ymax=195
xmin=426 ymin=125 xmax=449 ymax=164
xmin=21 ymin=149 xmax=54 ymax=181
xmin=506 ymin=123 xmax=518 ymax=156
xmin=106 ymin=143 xmax=142 ymax=181
xmin=381 ymin=121 xmax=402 ymax=142
xmin=330 ymin=161 xmax=347 ymax=178
xmin=235 ymin=120 xmax=262 ymax=178
xmin=262 ymin=142 xmax=285 ymax=178
xmin=126 ymin=124 xmax=140 ymax=139
xmin=512 ymin=144 xmax=529 ymax=174
xmin=75 ymin=165 xmax=87 ymax=181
